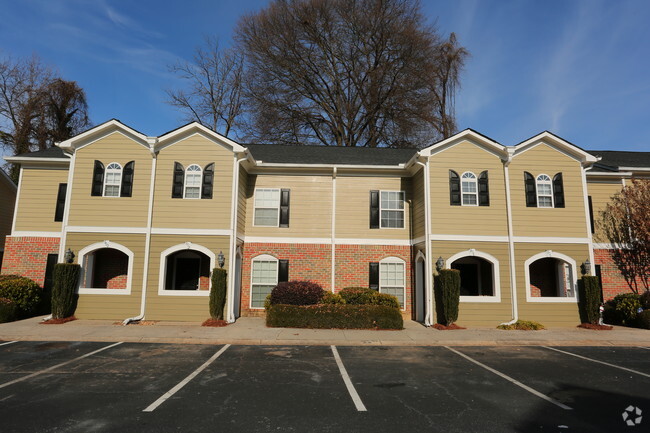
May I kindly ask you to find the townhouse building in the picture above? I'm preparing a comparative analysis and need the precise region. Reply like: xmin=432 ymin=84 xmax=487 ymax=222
xmin=1 ymin=120 xmax=647 ymax=326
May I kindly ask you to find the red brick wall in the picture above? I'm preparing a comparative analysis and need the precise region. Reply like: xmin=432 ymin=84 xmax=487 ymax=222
xmin=90 ymin=248 xmax=128 ymax=289
xmin=0 ymin=236 xmax=60 ymax=286
xmin=594 ymin=248 xmax=645 ymax=300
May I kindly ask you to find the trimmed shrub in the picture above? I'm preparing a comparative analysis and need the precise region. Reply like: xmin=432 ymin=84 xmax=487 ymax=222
xmin=338 ymin=287 xmax=400 ymax=308
xmin=0 ymin=275 xmax=43 ymax=317
xmin=611 ymin=293 xmax=641 ymax=326
xmin=266 ymin=304 xmax=403 ymax=329
xmin=320 ymin=291 xmax=345 ymax=305
xmin=0 ymin=298 xmax=17 ymax=323
xmin=578 ymin=276 xmax=601 ymax=324
xmin=270 ymin=281 xmax=324 ymax=306
xmin=640 ymin=291 xmax=650 ymax=310
xmin=497 ymin=320 xmax=545 ymax=331
xmin=637 ymin=310 xmax=650 ymax=330
xmin=434 ymin=269 xmax=460 ymax=326
xmin=209 ymin=268 xmax=227 ymax=320
xmin=51 ymin=263 xmax=80 ymax=319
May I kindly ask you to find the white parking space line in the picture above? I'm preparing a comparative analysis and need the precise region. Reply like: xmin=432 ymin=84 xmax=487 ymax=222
xmin=330 ymin=346 xmax=367 ymax=412
xmin=0 ymin=341 xmax=18 ymax=347
xmin=638 ymin=347 xmax=650 ymax=350
xmin=542 ymin=346 xmax=650 ymax=379
xmin=0 ymin=342 xmax=123 ymax=389
xmin=444 ymin=346 xmax=572 ymax=411
xmin=143 ymin=344 xmax=230 ymax=413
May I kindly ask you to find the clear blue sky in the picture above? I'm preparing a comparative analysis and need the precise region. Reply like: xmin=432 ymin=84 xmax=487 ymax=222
xmin=2 ymin=0 xmax=649 ymax=156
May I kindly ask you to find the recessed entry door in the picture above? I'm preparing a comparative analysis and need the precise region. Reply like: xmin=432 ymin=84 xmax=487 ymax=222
xmin=174 ymin=257 xmax=201 ymax=290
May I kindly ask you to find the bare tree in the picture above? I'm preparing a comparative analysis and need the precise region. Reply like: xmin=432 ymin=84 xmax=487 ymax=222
xmin=600 ymin=178 xmax=650 ymax=294
xmin=167 ymin=37 xmax=245 ymax=138
xmin=235 ymin=0 xmax=468 ymax=147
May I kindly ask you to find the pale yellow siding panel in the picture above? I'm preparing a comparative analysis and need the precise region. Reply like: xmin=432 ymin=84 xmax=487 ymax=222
xmin=14 ymin=168 xmax=68 ymax=232
xmin=587 ymin=179 xmax=623 ymax=242
xmin=152 ymin=134 xmax=233 ymax=229
xmin=336 ymin=176 xmax=411 ymax=240
xmin=428 ymin=140 xmax=509 ymax=236
xmin=69 ymin=132 xmax=151 ymax=227
xmin=509 ymin=143 xmax=589 ymax=238
xmin=66 ymin=232 xmax=145 ymax=320
xmin=246 ymin=174 xmax=333 ymax=238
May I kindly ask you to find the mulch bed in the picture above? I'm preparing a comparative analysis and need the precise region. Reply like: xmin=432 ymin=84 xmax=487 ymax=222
xmin=433 ymin=323 xmax=466 ymax=330
xmin=578 ymin=323 xmax=613 ymax=330
xmin=41 ymin=316 xmax=77 ymax=325
xmin=202 ymin=318 xmax=229 ymax=327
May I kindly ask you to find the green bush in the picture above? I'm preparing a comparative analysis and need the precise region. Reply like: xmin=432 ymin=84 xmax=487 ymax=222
xmin=637 ymin=310 xmax=650 ymax=330
xmin=0 ymin=275 xmax=43 ymax=317
xmin=0 ymin=298 xmax=17 ymax=323
xmin=610 ymin=293 xmax=641 ymax=326
xmin=209 ymin=268 xmax=227 ymax=320
xmin=51 ymin=264 xmax=80 ymax=319
xmin=270 ymin=281 xmax=324 ymax=306
xmin=497 ymin=320 xmax=545 ymax=330
xmin=434 ymin=269 xmax=460 ymax=326
xmin=640 ymin=291 xmax=650 ymax=310
xmin=338 ymin=287 xmax=400 ymax=308
xmin=320 ymin=291 xmax=345 ymax=304
xmin=266 ymin=304 xmax=403 ymax=329
xmin=578 ymin=276 xmax=601 ymax=324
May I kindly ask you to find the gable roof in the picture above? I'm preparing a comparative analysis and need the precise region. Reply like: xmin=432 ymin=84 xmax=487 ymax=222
xmin=419 ymin=129 xmax=507 ymax=159
xmin=512 ymin=131 xmax=598 ymax=165
xmin=57 ymin=119 xmax=151 ymax=151
xmin=245 ymin=144 xmax=417 ymax=166
xmin=155 ymin=122 xmax=246 ymax=153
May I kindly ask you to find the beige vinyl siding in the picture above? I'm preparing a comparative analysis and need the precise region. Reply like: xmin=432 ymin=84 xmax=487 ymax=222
xmin=515 ymin=242 xmax=589 ymax=326
xmin=246 ymin=174 xmax=332 ymax=238
xmin=431 ymin=240 xmax=512 ymax=326
xmin=0 ymin=178 xmax=16 ymax=249
xmin=237 ymin=167 xmax=248 ymax=236
xmin=509 ymin=143 xmax=588 ymax=238
xmin=152 ymin=134 xmax=233 ymax=229
xmin=411 ymin=167 xmax=425 ymax=240
xmin=146 ymin=234 xmax=230 ymax=321
xmin=336 ymin=175 xmax=411 ymax=240
xmin=14 ymin=167 xmax=68 ymax=232
xmin=66 ymin=232 xmax=145 ymax=320
xmin=586 ymin=179 xmax=623 ymax=242
xmin=428 ymin=140 xmax=508 ymax=236
xmin=69 ymin=132 xmax=151 ymax=227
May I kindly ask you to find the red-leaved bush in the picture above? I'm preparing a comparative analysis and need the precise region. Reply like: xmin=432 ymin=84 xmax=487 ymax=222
xmin=270 ymin=281 xmax=325 ymax=306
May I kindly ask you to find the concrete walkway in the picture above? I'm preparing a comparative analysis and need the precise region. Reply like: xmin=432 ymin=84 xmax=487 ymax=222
xmin=0 ymin=316 xmax=649 ymax=346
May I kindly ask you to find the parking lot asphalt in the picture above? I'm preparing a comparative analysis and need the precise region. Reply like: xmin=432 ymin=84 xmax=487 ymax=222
xmin=0 ymin=341 xmax=648 ymax=432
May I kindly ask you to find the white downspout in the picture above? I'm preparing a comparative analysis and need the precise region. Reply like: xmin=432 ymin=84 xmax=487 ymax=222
xmin=123 ymin=142 xmax=157 ymax=325
xmin=226 ymin=153 xmax=248 ymax=323
xmin=500 ymin=150 xmax=519 ymax=326
xmin=331 ymin=167 xmax=337 ymax=292
xmin=415 ymin=159 xmax=434 ymax=327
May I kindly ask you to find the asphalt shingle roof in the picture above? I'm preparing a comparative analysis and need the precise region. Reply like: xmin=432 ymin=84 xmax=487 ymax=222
xmin=13 ymin=146 xmax=67 ymax=159
xmin=244 ymin=144 xmax=417 ymax=166
xmin=587 ymin=150 xmax=650 ymax=171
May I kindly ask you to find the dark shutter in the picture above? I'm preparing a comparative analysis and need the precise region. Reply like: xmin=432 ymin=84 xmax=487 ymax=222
xmin=524 ymin=172 xmax=537 ymax=207
xmin=369 ymin=262 xmax=379 ymax=291
xmin=588 ymin=196 xmax=595 ymax=234
xmin=54 ymin=183 xmax=67 ymax=222
xmin=201 ymin=163 xmax=214 ymax=199
xmin=91 ymin=160 xmax=104 ymax=196
xmin=279 ymin=189 xmax=290 ymax=227
xmin=278 ymin=260 xmax=289 ymax=283
xmin=120 ymin=161 xmax=135 ymax=197
xmin=172 ymin=162 xmax=184 ymax=198
xmin=369 ymin=190 xmax=379 ymax=229
xmin=553 ymin=172 xmax=565 ymax=208
xmin=478 ymin=170 xmax=490 ymax=206
xmin=449 ymin=170 xmax=461 ymax=206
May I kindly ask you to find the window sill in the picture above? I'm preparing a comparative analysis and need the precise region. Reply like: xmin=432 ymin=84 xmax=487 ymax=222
xmin=460 ymin=296 xmax=501 ymax=303
xmin=158 ymin=290 xmax=210 ymax=297
xmin=79 ymin=288 xmax=132 ymax=295
xmin=525 ymin=296 xmax=577 ymax=303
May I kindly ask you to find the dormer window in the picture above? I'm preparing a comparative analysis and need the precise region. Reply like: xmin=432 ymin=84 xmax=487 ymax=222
xmin=103 ymin=163 xmax=122 ymax=197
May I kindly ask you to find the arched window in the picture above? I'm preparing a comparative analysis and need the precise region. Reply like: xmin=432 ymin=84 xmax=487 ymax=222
xmin=103 ymin=162 xmax=122 ymax=197
xmin=379 ymin=257 xmax=406 ymax=309
xmin=157 ymin=243 xmax=216 ymax=297
xmin=448 ymin=250 xmax=501 ymax=302
xmin=536 ymin=174 xmax=553 ymax=208
xmin=461 ymin=172 xmax=478 ymax=206
xmin=78 ymin=241 xmax=134 ymax=294
xmin=184 ymin=164 xmax=202 ymax=199
xmin=525 ymin=251 xmax=577 ymax=302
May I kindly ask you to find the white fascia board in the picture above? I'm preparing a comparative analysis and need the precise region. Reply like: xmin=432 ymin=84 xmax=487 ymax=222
xmin=156 ymin=122 xmax=246 ymax=153
xmin=420 ymin=129 xmax=507 ymax=159
xmin=512 ymin=131 xmax=599 ymax=165
xmin=4 ymin=156 xmax=70 ymax=165
xmin=618 ymin=166 xmax=650 ymax=172
xmin=253 ymin=162 xmax=406 ymax=170
xmin=57 ymin=119 xmax=150 ymax=152
xmin=586 ymin=171 xmax=633 ymax=177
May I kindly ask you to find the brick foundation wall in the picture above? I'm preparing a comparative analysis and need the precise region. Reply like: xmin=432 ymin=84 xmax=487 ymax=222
xmin=594 ymin=248 xmax=646 ymax=300
xmin=0 ymin=237 xmax=60 ymax=286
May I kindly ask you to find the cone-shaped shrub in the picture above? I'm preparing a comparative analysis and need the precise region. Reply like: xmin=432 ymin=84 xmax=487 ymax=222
xmin=578 ymin=276 xmax=601 ymax=324
xmin=434 ymin=269 xmax=460 ymax=326
xmin=52 ymin=263 xmax=80 ymax=319
xmin=210 ymin=268 xmax=227 ymax=320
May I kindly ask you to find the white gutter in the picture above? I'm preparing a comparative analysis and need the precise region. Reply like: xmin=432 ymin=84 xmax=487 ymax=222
xmin=4 ymin=156 xmax=70 ymax=164
xmin=415 ymin=159 xmax=434 ymax=327
xmin=254 ymin=162 xmax=406 ymax=170
xmin=580 ymin=165 xmax=596 ymax=275
xmin=331 ymin=167 xmax=337 ymax=292
xmin=123 ymin=141 xmax=157 ymax=325
xmin=500 ymin=150 xmax=519 ymax=326
xmin=58 ymin=153 xmax=77 ymax=261
xmin=10 ymin=167 xmax=23 ymax=235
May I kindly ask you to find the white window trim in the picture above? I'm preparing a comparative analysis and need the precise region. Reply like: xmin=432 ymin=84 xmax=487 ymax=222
xmin=447 ymin=249 xmax=501 ymax=303
xmin=379 ymin=190 xmax=405 ymax=229
xmin=252 ymin=188 xmax=281 ymax=227
xmin=536 ymin=174 xmax=554 ymax=208
xmin=379 ymin=256 xmax=406 ymax=310
xmin=103 ymin=162 xmax=122 ymax=197
xmin=183 ymin=164 xmax=202 ymax=199
xmin=158 ymin=243 xmax=215 ymax=297
xmin=524 ymin=250 xmax=578 ymax=303
xmin=78 ymin=241 xmax=133 ymax=295
xmin=250 ymin=254 xmax=278 ymax=309
xmin=460 ymin=171 xmax=478 ymax=207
